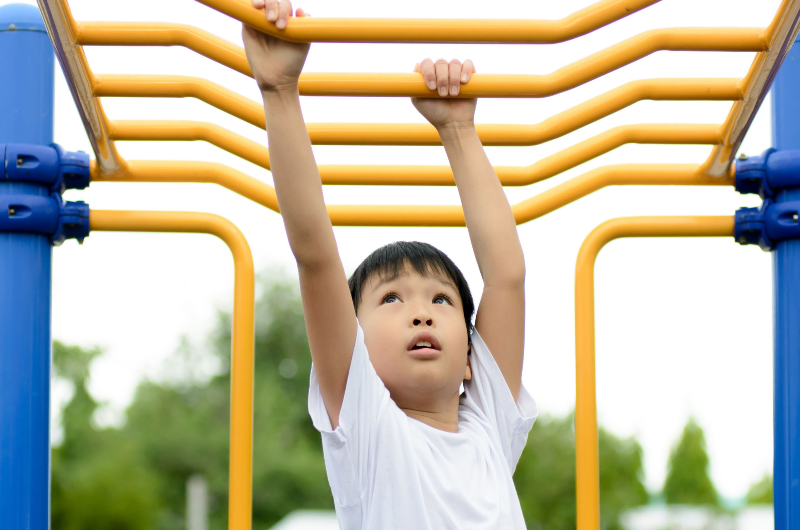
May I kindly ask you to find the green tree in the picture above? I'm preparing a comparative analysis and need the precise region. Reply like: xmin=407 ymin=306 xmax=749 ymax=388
xmin=51 ymin=342 xmax=161 ymax=530
xmin=662 ymin=418 xmax=719 ymax=506
xmin=746 ymin=474 xmax=773 ymax=505
xmin=514 ymin=415 xmax=649 ymax=530
xmin=120 ymin=274 xmax=332 ymax=529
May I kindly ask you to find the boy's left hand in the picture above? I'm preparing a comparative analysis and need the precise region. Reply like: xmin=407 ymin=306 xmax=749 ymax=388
xmin=412 ymin=59 xmax=476 ymax=130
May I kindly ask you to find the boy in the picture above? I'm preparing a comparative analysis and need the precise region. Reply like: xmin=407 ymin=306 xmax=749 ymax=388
xmin=242 ymin=2 xmax=537 ymax=528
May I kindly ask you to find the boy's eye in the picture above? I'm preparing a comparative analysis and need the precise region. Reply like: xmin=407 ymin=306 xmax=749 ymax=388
xmin=433 ymin=295 xmax=451 ymax=305
xmin=383 ymin=294 xmax=400 ymax=304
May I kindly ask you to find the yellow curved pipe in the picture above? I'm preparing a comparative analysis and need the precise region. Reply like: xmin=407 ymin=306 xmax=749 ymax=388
xmin=78 ymin=21 xmax=254 ymax=77
xmin=108 ymin=121 xmax=722 ymax=186
xmin=89 ymin=210 xmax=256 ymax=530
xmin=574 ymin=215 xmax=734 ymax=530
xmin=94 ymin=75 xmax=741 ymax=145
xmin=195 ymin=0 xmax=658 ymax=44
xmin=294 ymin=29 xmax=764 ymax=98
xmin=88 ymin=28 xmax=765 ymax=99
xmin=90 ymin=161 xmax=733 ymax=226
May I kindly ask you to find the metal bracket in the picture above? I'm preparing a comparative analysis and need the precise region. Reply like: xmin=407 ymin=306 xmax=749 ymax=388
xmin=2 ymin=143 xmax=90 ymax=193
xmin=735 ymin=199 xmax=800 ymax=251
xmin=735 ymin=148 xmax=800 ymax=198
xmin=0 ymin=192 xmax=89 ymax=245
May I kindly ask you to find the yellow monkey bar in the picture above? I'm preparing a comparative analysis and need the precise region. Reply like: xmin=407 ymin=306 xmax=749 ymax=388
xmin=94 ymin=76 xmax=741 ymax=145
xmin=37 ymin=0 xmax=800 ymax=528
xmin=106 ymin=121 xmax=722 ymax=186
xmin=574 ymin=216 xmax=734 ymax=529
xmin=89 ymin=210 xmax=255 ymax=530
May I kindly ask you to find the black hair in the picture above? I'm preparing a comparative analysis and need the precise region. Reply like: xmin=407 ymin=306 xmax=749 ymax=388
xmin=348 ymin=241 xmax=475 ymax=340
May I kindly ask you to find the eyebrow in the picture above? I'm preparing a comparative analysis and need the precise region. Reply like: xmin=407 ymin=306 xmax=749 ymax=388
xmin=369 ymin=273 xmax=457 ymax=295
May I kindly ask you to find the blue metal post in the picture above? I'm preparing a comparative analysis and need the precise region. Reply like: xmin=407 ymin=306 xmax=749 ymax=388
xmin=0 ymin=5 xmax=55 ymax=530
xmin=772 ymin=36 xmax=800 ymax=530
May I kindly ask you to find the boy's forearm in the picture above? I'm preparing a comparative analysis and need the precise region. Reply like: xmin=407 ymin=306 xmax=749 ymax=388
xmin=438 ymin=125 xmax=525 ymax=285
xmin=262 ymin=86 xmax=340 ymax=268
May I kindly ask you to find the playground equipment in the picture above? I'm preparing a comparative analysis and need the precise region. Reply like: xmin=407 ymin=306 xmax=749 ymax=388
xmin=1 ymin=0 xmax=799 ymax=528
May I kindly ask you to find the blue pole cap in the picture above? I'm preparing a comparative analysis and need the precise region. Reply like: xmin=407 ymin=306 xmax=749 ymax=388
xmin=0 ymin=4 xmax=47 ymax=33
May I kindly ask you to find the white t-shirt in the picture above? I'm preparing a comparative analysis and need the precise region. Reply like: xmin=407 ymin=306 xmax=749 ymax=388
xmin=308 ymin=323 xmax=538 ymax=530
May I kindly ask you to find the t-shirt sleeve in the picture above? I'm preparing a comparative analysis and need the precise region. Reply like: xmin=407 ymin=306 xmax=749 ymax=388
xmin=461 ymin=328 xmax=538 ymax=473
xmin=308 ymin=322 xmax=395 ymax=510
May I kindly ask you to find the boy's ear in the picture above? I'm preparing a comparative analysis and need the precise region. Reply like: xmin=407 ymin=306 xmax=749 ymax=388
xmin=464 ymin=353 xmax=472 ymax=381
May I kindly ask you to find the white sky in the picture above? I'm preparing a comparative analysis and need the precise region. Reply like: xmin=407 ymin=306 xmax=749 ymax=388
xmin=15 ymin=0 xmax=782 ymax=499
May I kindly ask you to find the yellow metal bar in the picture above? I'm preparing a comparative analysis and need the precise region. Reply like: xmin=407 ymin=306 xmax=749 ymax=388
xmin=108 ymin=121 xmax=722 ymax=186
xmin=89 ymin=210 xmax=256 ymax=530
xmin=78 ymin=21 xmax=253 ymax=76
xmin=90 ymin=161 xmax=733 ymax=226
xmin=573 ymin=216 xmax=733 ymax=530
xmin=194 ymin=0 xmax=658 ymax=44
xmin=94 ymin=75 xmax=741 ymax=145
xmin=87 ymin=28 xmax=765 ymax=98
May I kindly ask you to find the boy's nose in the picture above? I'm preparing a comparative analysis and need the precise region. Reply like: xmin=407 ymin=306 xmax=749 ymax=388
xmin=413 ymin=317 xmax=433 ymax=326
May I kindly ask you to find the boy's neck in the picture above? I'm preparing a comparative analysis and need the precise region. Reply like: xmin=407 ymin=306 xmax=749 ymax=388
xmin=400 ymin=400 xmax=460 ymax=433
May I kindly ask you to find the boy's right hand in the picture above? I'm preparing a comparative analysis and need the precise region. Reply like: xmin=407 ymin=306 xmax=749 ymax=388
xmin=242 ymin=0 xmax=310 ymax=93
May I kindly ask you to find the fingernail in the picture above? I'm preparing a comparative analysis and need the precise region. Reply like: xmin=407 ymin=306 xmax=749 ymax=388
xmin=276 ymin=18 xmax=286 ymax=29
xmin=268 ymin=9 xmax=276 ymax=19
xmin=427 ymin=81 xmax=436 ymax=90
xmin=461 ymin=73 xmax=468 ymax=83
xmin=439 ymin=86 xmax=447 ymax=96
xmin=450 ymin=85 xmax=459 ymax=96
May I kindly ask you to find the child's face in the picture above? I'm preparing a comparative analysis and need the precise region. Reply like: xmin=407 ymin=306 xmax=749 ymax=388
xmin=357 ymin=264 xmax=471 ymax=409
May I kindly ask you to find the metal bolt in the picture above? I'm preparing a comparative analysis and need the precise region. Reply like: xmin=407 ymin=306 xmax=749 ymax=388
xmin=738 ymin=153 xmax=748 ymax=161
xmin=8 ymin=207 xmax=16 ymax=217
xmin=8 ymin=24 xmax=15 ymax=30
xmin=794 ymin=213 xmax=799 ymax=223
xmin=16 ymin=157 xmax=23 ymax=167
xmin=738 ymin=236 xmax=749 ymax=245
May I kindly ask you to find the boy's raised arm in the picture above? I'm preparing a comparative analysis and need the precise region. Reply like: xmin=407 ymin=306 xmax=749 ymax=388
xmin=413 ymin=59 xmax=526 ymax=400
xmin=243 ymin=0 xmax=356 ymax=428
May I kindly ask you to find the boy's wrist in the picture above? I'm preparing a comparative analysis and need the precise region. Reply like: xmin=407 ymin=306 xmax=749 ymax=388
xmin=437 ymin=121 xmax=477 ymax=142
xmin=261 ymin=82 xmax=301 ymax=103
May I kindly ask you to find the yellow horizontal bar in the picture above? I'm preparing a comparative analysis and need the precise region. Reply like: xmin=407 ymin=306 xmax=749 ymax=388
xmin=91 ymin=161 xmax=733 ymax=226
xmin=89 ymin=209 xmax=255 ymax=530
xmin=78 ymin=21 xmax=253 ymax=76
xmin=87 ymin=27 xmax=765 ymax=98
xmin=195 ymin=0 xmax=659 ymax=44
xmin=94 ymin=75 xmax=741 ymax=145
xmin=573 ymin=215 xmax=734 ymax=530
xmin=108 ymin=120 xmax=722 ymax=186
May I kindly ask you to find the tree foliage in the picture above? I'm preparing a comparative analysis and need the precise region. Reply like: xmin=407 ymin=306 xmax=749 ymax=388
xmin=746 ymin=474 xmax=773 ymax=505
xmin=51 ymin=342 xmax=162 ymax=530
xmin=663 ymin=418 xmax=719 ymax=506
xmin=52 ymin=274 xmax=649 ymax=529
xmin=514 ymin=415 xmax=648 ymax=530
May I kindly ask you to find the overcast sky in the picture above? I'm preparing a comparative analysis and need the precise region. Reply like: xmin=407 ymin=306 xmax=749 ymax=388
xmin=11 ymin=0 xmax=784 ymax=498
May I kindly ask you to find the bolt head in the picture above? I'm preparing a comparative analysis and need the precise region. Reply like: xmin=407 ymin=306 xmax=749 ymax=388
xmin=738 ymin=236 xmax=749 ymax=245
xmin=738 ymin=153 xmax=748 ymax=161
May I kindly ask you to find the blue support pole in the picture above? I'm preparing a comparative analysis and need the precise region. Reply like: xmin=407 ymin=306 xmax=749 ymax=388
xmin=0 ymin=5 xmax=55 ymax=530
xmin=772 ymin=36 xmax=800 ymax=530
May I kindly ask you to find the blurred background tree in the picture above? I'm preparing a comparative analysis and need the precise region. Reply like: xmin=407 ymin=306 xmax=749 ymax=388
xmin=52 ymin=273 xmax=649 ymax=529
xmin=746 ymin=474 xmax=773 ymax=505
xmin=513 ymin=415 xmax=649 ymax=530
xmin=662 ymin=418 xmax=719 ymax=506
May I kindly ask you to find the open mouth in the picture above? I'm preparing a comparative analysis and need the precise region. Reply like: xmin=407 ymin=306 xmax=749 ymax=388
xmin=407 ymin=332 xmax=441 ymax=356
